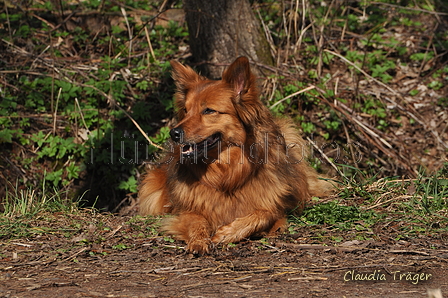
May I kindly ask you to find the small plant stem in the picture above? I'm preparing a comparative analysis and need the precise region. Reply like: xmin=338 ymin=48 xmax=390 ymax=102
xmin=341 ymin=120 xmax=358 ymax=169
xmin=74 ymin=98 xmax=90 ymax=133
xmin=144 ymin=26 xmax=157 ymax=63
xmin=116 ymin=105 xmax=166 ymax=152
xmin=120 ymin=69 xmax=138 ymax=99
xmin=294 ymin=22 xmax=313 ymax=55
xmin=306 ymin=136 xmax=344 ymax=178
xmin=120 ymin=7 xmax=133 ymax=67
xmin=269 ymin=85 xmax=316 ymax=110
xmin=4 ymin=1 xmax=12 ymax=41
xmin=256 ymin=8 xmax=277 ymax=59
xmin=266 ymin=76 xmax=279 ymax=104
xmin=53 ymin=88 xmax=61 ymax=135
xmin=293 ymin=0 xmax=310 ymax=54
xmin=282 ymin=0 xmax=290 ymax=62
xmin=417 ymin=24 xmax=436 ymax=76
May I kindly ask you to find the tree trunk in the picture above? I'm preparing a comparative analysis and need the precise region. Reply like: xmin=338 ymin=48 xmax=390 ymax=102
xmin=183 ymin=0 xmax=274 ymax=79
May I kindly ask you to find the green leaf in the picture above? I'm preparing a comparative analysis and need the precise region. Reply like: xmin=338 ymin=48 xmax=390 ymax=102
xmin=118 ymin=176 xmax=137 ymax=193
xmin=0 ymin=129 xmax=13 ymax=143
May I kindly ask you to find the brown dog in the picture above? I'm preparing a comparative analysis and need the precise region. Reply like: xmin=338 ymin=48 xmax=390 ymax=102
xmin=138 ymin=57 xmax=333 ymax=254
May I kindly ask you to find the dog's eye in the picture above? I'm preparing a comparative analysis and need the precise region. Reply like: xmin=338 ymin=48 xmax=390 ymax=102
xmin=202 ymin=108 xmax=216 ymax=115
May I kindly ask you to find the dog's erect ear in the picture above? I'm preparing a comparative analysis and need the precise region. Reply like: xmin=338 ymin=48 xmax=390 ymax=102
xmin=170 ymin=60 xmax=201 ymax=94
xmin=222 ymin=57 xmax=254 ymax=101
xmin=222 ymin=57 xmax=263 ymax=126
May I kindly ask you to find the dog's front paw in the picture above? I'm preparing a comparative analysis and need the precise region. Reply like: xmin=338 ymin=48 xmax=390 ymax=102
xmin=211 ymin=224 xmax=239 ymax=244
xmin=186 ymin=237 xmax=213 ymax=255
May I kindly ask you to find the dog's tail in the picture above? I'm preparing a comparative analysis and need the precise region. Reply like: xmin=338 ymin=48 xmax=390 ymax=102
xmin=138 ymin=167 xmax=172 ymax=215
xmin=306 ymin=171 xmax=336 ymax=198
xmin=276 ymin=117 xmax=336 ymax=198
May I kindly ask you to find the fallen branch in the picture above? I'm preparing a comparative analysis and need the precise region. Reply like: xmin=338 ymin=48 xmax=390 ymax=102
xmin=326 ymin=49 xmax=447 ymax=150
xmin=312 ymin=91 xmax=417 ymax=176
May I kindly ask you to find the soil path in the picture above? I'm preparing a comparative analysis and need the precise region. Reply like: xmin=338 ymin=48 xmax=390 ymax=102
xmin=1 ymin=215 xmax=447 ymax=298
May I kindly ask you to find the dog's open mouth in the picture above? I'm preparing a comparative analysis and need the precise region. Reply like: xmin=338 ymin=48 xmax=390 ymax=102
xmin=181 ymin=133 xmax=221 ymax=158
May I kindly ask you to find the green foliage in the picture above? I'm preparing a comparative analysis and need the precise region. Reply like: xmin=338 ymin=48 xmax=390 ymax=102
xmin=410 ymin=52 xmax=434 ymax=62
xmin=112 ymin=243 xmax=132 ymax=250
xmin=360 ymin=99 xmax=387 ymax=119
xmin=119 ymin=176 xmax=138 ymax=193
xmin=302 ymin=201 xmax=359 ymax=225
xmin=301 ymin=121 xmax=316 ymax=134
xmin=0 ymin=182 xmax=78 ymax=239
xmin=409 ymin=89 xmax=419 ymax=96
xmin=438 ymin=97 xmax=448 ymax=107
xmin=289 ymin=164 xmax=448 ymax=243
xmin=299 ymin=201 xmax=377 ymax=230
xmin=404 ymin=170 xmax=448 ymax=215
xmin=0 ymin=1 xmax=189 ymax=210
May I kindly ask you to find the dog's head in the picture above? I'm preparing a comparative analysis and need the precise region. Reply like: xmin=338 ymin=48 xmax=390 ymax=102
xmin=169 ymin=57 xmax=264 ymax=159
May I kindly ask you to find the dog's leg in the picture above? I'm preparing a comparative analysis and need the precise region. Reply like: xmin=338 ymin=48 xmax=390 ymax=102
xmin=211 ymin=210 xmax=282 ymax=244
xmin=165 ymin=213 xmax=213 ymax=254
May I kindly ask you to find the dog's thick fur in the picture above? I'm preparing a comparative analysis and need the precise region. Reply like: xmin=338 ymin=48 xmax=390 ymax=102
xmin=138 ymin=57 xmax=333 ymax=254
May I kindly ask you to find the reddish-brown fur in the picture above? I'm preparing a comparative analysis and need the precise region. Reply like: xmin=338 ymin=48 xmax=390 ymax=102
xmin=138 ymin=57 xmax=333 ymax=254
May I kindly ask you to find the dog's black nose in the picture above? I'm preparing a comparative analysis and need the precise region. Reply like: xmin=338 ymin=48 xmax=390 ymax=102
xmin=170 ymin=127 xmax=184 ymax=143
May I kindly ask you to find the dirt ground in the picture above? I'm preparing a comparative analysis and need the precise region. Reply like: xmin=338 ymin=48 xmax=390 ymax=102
xmin=0 ymin=213 xmax=447 ymax=298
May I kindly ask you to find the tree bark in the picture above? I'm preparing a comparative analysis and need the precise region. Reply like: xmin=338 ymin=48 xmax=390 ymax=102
xmin=183 ymin=0 xmax=274 ymax=79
